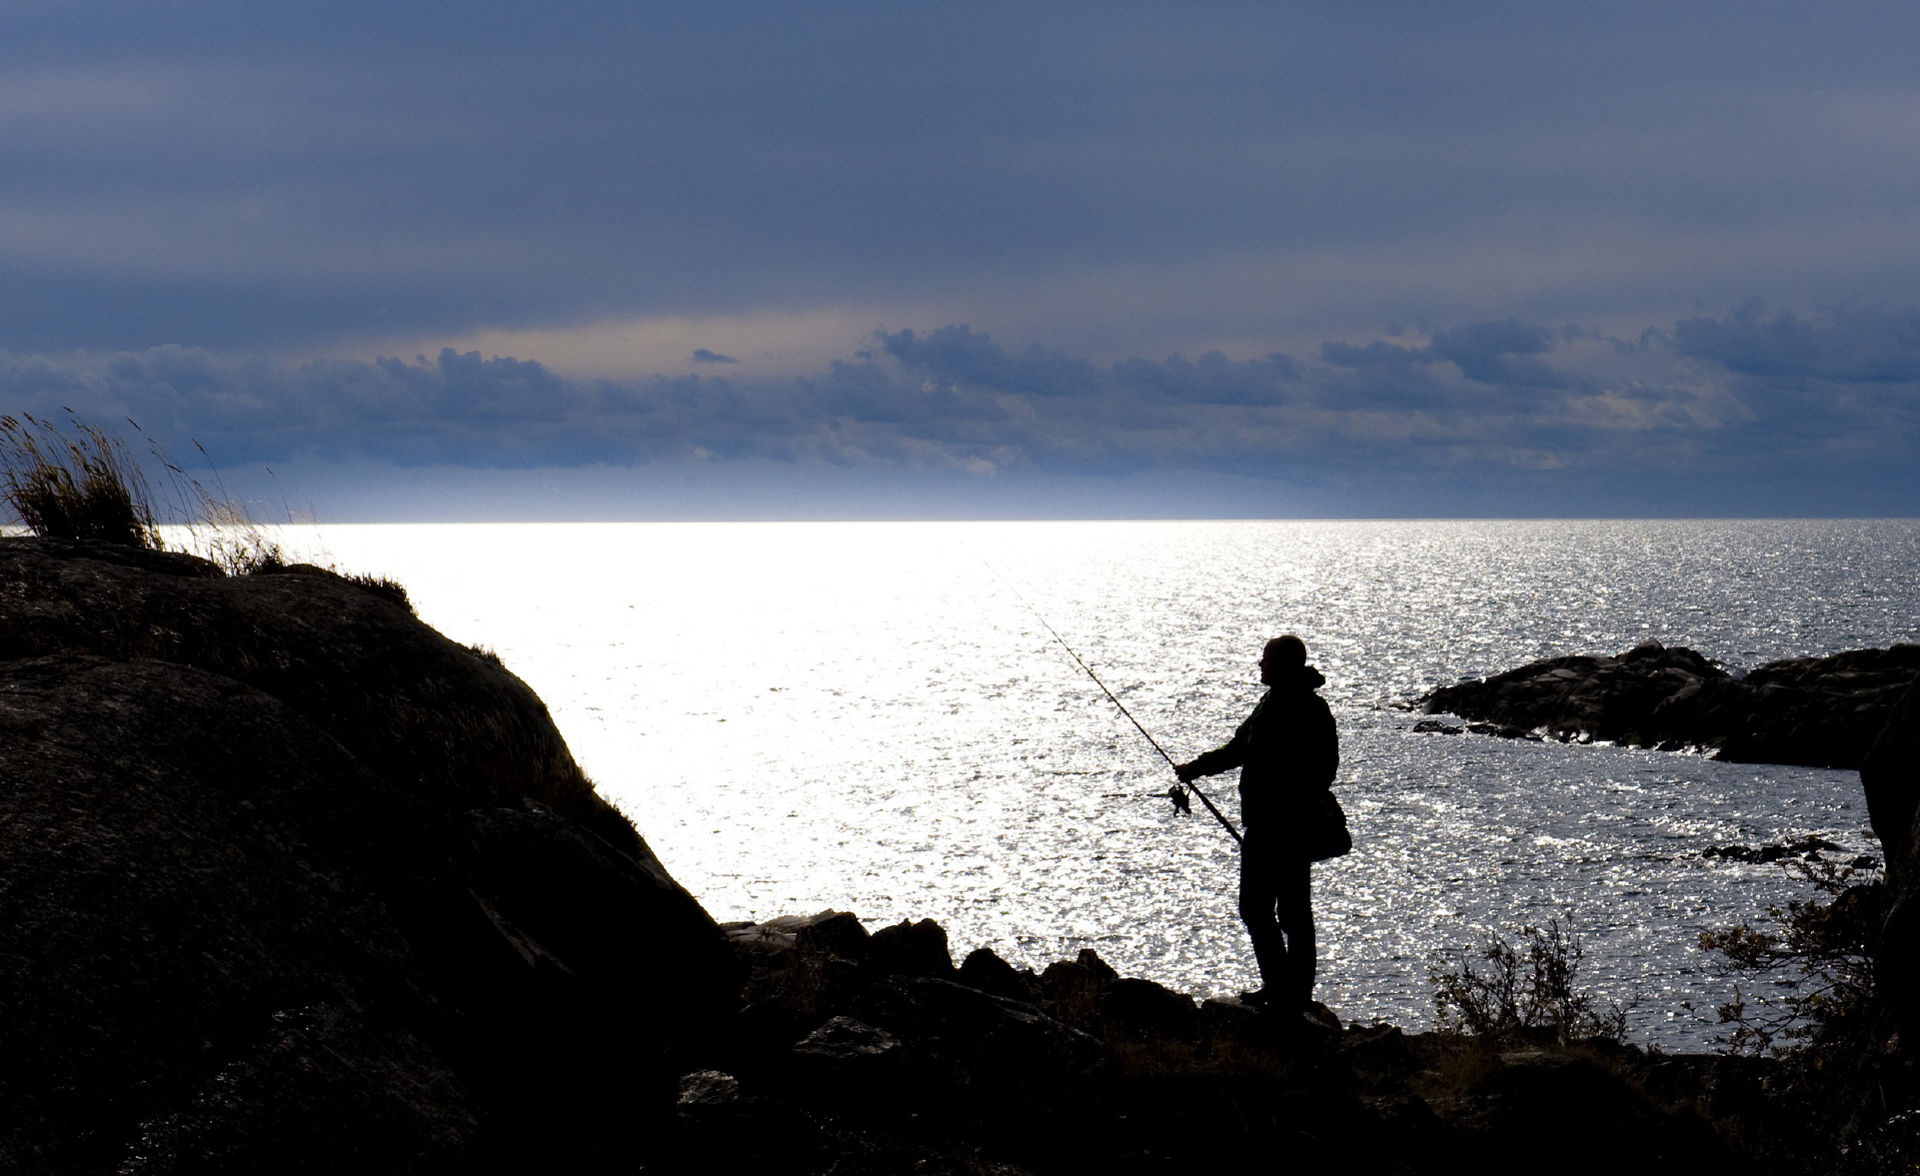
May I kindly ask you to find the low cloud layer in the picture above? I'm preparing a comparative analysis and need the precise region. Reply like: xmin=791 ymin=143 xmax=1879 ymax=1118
xmin=4 ymin=304 xmax=1913 ymax=518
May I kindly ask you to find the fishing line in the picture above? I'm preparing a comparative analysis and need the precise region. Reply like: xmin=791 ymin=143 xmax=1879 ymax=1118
xmin=983 ymin=560 xmax=1243 ymax=845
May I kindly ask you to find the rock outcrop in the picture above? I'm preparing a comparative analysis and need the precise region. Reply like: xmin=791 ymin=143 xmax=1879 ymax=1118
xmin=0 ymin=538 xmax=737 ymax=1173
xmin=1419 ymin=641 xmax=1920 ymax=769
xmin=1863 ymin=678 xmax=1920 ymax=1044
xmin=665 ymin=909 xmax=1818 ymax=1174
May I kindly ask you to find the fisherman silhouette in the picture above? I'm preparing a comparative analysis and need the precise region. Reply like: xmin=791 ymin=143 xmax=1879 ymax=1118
xmin=1175 ymin=634 xmax=1338 ymax=1011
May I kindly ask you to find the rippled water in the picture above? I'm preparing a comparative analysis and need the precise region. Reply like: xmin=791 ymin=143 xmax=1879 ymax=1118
xmin=297 ymin=519 xmax=1919 ymax=1050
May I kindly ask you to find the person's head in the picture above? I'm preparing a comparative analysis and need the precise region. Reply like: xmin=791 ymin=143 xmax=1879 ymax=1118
xmin=1259 ymin=634 xmax=1307 ymax=685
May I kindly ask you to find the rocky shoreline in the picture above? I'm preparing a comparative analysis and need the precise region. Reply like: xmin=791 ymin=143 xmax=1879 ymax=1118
xmin=1418 ymin=640 xmax=1919 ymax=769
xmin=675 ymin=909 xmax=1813 ymax=1174
xmin=2 ymin=537 xmax=1915 ymax=1173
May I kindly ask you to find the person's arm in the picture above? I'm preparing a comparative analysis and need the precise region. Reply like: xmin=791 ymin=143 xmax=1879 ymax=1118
xmin=1176 ymin=708 xmax=1254 ymax=781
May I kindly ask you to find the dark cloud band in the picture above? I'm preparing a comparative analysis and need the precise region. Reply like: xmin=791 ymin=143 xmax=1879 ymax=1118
xmin=3 ymin=306 xmax=1914 ymax=516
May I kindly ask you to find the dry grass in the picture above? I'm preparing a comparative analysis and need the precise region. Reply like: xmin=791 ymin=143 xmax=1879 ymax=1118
xmin=0 ymin=410 xmax=286 ymax=574
xmin=0 ymin=414 xmax=413 ymax=608
xmin=148 ymin=436 xmax=294 ymax=575
xmin=0 ymin=412 xmax=161 ymax=548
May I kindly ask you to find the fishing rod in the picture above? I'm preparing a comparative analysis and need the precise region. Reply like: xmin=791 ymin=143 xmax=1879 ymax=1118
xmin=986 ymin=563 xmax=1243 ymax=846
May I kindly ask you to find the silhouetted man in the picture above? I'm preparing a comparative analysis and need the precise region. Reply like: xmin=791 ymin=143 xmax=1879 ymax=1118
xmin=1176 ymin=634 xmax=1338 ymax=1010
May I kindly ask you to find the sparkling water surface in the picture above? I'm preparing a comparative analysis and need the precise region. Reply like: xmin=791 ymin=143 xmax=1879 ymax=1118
xmin=296 ymin=519 xmax=1919 ymax=1050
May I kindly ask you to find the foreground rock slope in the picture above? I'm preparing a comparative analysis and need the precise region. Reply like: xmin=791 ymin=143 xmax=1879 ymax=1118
xmin=1419 ymin=640 xmax=1919 ymax=768
xmin=0 ymin=538 xmax=736 ymax=1172
xmin=679 ymin=911 xmax=1809 ymax=1175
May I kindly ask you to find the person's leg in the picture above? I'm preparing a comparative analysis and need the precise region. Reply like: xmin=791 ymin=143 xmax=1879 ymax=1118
xmin=1275 ymin=859 xmax=1315 ymax=1007
xmin=1238 ymin=830 xmax=1285 ymax=997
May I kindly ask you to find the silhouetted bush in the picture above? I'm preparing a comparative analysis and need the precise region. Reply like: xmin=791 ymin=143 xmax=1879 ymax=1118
xmin=344 ymin=572 xmax=412 ymax=612
xmin=1694 ymin=857 xmax=1919 ymax=1169
xmin=1428 ymin=918 xmax=1629 ymax=1042
xmin=1696 ymin=856 xmax=1884 ymax=1054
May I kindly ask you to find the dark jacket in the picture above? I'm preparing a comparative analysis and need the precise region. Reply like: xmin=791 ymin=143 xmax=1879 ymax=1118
xmin=1185 ymin=666 xmax=1337 ymax=831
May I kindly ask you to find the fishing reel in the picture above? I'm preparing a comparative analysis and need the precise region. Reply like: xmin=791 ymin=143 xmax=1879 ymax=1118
xmin=1166 ymin=784 xmax=1191 ymax=814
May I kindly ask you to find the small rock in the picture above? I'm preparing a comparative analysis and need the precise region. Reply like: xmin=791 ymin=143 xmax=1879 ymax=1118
xmin=794 ymin=910 xmax=873 ymax=962
xmin=869 ymin=918 xmax=954 ymax=978
xmin=792 ymin=1016 xmax=902 ymax=1065
xmin=959 ymin=947 xmax=1039 ymax=1003
xmin=1101 ymin=977 xmax=1201 ymax=1043
xmin=1039 ymin=949 xmax=1118 ymax=1027
xmin=677 ymin=1070 xmax=742 ymax=1109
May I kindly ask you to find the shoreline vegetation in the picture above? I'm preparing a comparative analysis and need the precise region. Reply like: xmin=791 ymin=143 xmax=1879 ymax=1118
xmin=1 ymin=424 xmax=1916 ymax=1171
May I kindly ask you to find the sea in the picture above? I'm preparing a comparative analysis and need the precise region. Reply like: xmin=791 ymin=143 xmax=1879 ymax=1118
xmin=284 ymin=518 xmax=1918 ymax=1051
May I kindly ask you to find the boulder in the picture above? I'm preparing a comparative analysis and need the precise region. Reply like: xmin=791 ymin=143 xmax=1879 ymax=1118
xmin=793 ymin=909 xmax=874 ymax=960
xmin=785 ymin=1016 xmax=908 ymax=1104
xmin=868 ymin=916 xmax=956 ymax=979
xmin=1038 ymin=947 xmax=1120 ymax=1028
xmin=1467 ymin=1050 xmax=1724 ymax=1165
xmin=958 ymin=945 xmax=1041 ymax=1002
xmin=848 ymin=975 xmax=1106 ymax=1110
xmin=0 ymin=538 xmax=737 ymax=1173
xmin=726 ymin=910 xmax=876 ymax=1022
xmin=1101 ymin=976 xmax=1202 ymax=1044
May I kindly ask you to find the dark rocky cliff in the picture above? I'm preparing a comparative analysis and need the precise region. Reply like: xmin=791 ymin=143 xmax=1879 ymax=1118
xmin=0 ymin=538 xmax=737 ymax=1172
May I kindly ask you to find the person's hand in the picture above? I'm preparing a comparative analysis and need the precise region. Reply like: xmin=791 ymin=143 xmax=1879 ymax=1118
xmin=1175 ymin=761 xmax=1198 ymax=783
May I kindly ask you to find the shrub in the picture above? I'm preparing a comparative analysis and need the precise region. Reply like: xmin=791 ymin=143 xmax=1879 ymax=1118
xmin=1695 ymin=856 xmax=1884 ymax=1055
xmin=344 ymin=572 xmax=412 ymax=612
xmin=1428 ymin=918 xmax=1629 ymax=1042
xmin=0 ymin=412 xmax=160 ymax=548
xmin=1693 ymin=857 xmax=1916 ymax=1170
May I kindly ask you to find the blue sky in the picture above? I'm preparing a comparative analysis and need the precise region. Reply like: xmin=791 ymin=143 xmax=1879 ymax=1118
xmin=4 ymin=2 xmax=1917 ymax=518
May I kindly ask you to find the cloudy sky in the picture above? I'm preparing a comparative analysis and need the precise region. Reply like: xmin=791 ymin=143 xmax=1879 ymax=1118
xmin=5 ymin=2 xmax=1917 ymax=519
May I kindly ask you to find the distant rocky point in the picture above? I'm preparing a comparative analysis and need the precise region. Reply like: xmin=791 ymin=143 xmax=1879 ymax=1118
xmin=1418 ymin=640 xmax=1920 ymax=769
